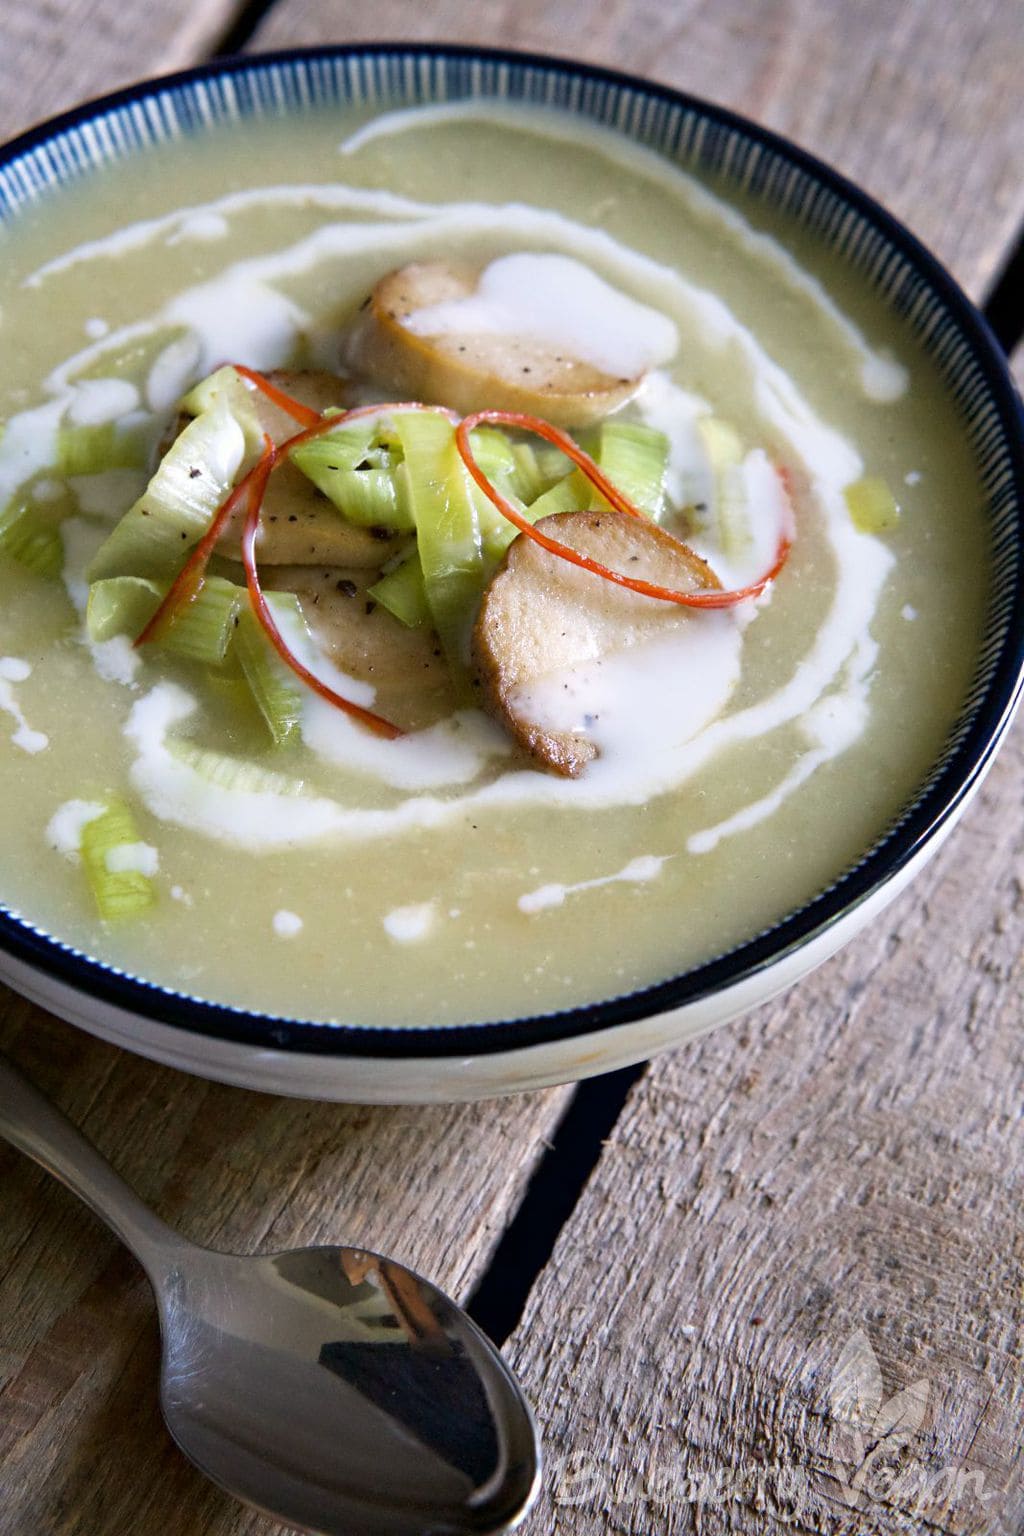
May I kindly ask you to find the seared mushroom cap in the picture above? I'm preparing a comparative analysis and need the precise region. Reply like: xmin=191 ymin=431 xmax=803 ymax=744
xmin=473 ymin=510 xmax=721 ymax=776
xmin=348 ymin=263 xmax=643 ymax=428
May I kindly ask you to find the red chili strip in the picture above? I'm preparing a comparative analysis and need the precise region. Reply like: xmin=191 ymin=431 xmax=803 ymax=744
xmin=135 ymin=438 xmax=279 ymax=647
xmin=455 ymin=409 xmax=792 ymax=609
xmin=233 ymin=365 xmax=321 ymax=428
xmin=238 ymin=456 xmax=403 ymax=741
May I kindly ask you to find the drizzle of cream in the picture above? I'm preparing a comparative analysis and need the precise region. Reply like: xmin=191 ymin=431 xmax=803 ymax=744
xmin=46 ymin=798 xmax=105 ymax=859
xmin=383 ymin=902 xmax=437 ymax=943
xmin=402 ymin=252 xmax=678 ymax=377
xmin=167 ymin=212 xmax=230 ymax=245
xmin=61 ymin=518 xmax=141 ymax=685
xmin=0 ymin=658 xmax=48 ymax=754
xmin=146 ymin=333 xmax=203 ymax=412
xmin=105 ymin=841 xmax=159 ymax=876
xmin=518 ymin=854 xmax=666 ymax=914
xmin=66 ymin=378 xmax=139 ymax=426
xmin=272 ymin=909 xmax=303 ymax=938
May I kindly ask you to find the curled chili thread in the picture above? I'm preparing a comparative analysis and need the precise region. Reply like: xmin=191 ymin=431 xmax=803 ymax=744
xmin=135 ymin=368 xmax=793 ymax=737
xmin=456 ymin=409 xmax=793 ymax=608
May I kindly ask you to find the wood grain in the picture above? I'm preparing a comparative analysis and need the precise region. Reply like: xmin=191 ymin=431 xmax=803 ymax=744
xmin=0 ymin=0 xmax=247 ymax=141
xmin=0 ymin=1006 xmax=569 ymax=1534
xmin=508 ymin=738 xmax=1024 ymax=1533
xmin=253 ymin=0 xmax=1024 ymax=305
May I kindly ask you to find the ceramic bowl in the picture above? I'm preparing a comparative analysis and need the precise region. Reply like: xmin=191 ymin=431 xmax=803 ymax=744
xmin=0 ymin=46 xmax=1021 ymax=1101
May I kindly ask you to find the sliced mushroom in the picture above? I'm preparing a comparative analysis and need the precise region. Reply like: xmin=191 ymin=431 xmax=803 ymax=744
xmin=219 ymin=460 xmax=407 ymax=570
xmin=348 ymin=263 xmax=642 ymax=428
xmin=472 ymin=510 xmax=721 ymax=776
xmin=268 ymin=565 xmax=454 ymax=732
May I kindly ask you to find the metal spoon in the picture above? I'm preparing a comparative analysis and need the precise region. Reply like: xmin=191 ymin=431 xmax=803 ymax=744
xmin=0 ymin=1059 xmax=541 ymax=1535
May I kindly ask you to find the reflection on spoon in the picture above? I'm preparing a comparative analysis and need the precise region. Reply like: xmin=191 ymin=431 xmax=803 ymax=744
xmin=0 ymin=1060 xmax=541 ymax=1535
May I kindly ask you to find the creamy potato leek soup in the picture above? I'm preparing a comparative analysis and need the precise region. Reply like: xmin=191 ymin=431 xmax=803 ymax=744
xmin=0 ymin=102 xmax=988 ymax=1027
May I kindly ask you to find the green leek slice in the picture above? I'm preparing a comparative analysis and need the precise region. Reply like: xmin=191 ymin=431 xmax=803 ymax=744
xmin=845 ymin=475 xmax=900 ymax=533
xmin=597 ymin=422 xmax=668 ymax=519
xmin=291 ymin=426 xmax=414 ymax=531
xmin=698 ymin=416 xmax=751 ymax=558
xmin=57 ymin=421 xmax=150 ymax=476
xmin=368 ymin=552 xmax=430 ymax=629
xmin=235 ymin=601 xmax=305 ymax=746
xmin=0 ymin=501 xmax=65 ymax=578
xmin=391 ymin=410 xmax=483 ymax=672
xmin=87 ymin=573 xmax=243 ymax=664
xmin=180 ymin=365 xmax=264 ymax=454
xmin=169 ymin=739 xmax=310 ymax=797
xmin=81 ymin=801 xmax=157 ymax=921
xmin=87 ymin=397 xmax=247 ymax=582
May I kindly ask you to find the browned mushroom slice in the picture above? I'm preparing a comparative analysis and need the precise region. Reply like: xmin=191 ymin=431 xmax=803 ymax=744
xmin=472 ymin=510 xmax=721 ymax=776
xmin=268 ymin=565 xmax=455 ymax=732
xmin=348 ymin=263 xmax=642 ymax=428
xmin=218 ymin=460 xmax=407 ymax=569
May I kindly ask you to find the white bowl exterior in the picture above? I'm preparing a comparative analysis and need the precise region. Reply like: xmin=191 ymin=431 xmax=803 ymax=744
xmin=0 ymin=791 xmax=968 ymax=1102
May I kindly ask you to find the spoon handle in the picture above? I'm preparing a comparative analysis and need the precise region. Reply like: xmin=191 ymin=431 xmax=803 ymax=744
xmin=0 ymin=1057 xmax=180 ymax=1273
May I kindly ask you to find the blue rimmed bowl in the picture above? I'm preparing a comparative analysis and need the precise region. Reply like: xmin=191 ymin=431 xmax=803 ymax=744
xmin=0 ymin=45 xmax=1021 ymax=1101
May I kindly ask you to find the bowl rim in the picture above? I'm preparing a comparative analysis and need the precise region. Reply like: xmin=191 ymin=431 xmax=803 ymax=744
xmin=0 ymin=40 xmax=1022 ymax=1061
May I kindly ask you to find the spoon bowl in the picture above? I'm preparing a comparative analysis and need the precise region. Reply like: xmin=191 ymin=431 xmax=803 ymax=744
xmin=0 ymin=1059 xmax=540 ymax=1535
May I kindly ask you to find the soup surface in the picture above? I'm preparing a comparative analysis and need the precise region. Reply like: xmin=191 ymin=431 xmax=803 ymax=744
xmin=0 ymin=101 xmax=988 ymax=1026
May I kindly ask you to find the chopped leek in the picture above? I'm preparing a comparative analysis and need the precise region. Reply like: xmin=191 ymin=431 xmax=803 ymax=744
xmin=511 ymin=442 xmax=545 ymax=504
xmin=57 ymin=420 xmax=150 ymax=476
xmin=169 ymin=738 xmax=310 ymax=797
xmin=87 ymin=397 xmax=247 ymax=582
xmin=698 ymin=416 xmax=751 ymax=558
xmin=180 ymin=365 xmax=264 ymax=454
xmin=845 ymin=475 xmax=900 ymax=533
xmin=88 ymin=573 xmax=243 ymax=664
xmin=158 ymin=576 xmax=243 ymax=664
xmin=391 ymin=410 xmax=484 ymax=673
xmin=368 ymin=552 xmax=431 ymax=629
xmin=290 ymin=426 xmax=415 ymax=531
xmin=522 ymin=468 xmax=591 ymax=522
xmin=597 ymin=422 xmax=668 ymax=519
xmin=81 ymin=801 xmax=157 ymax=921
xmin=235 ymin=602 xmax=304 ymax=746
xmin=87 ymin=575 xmax=163 ymax=639
xmin=0 ymin=501 xmax=65 ymax=578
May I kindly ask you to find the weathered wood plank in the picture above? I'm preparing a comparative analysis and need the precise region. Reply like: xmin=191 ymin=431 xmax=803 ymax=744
xmin=0 ymin=0 xmax=247 ymax=141
xmin=508 ymin=736 xmax=1024 ymax=1532
xmin=0 ymin=1006 xmax=569 ymax=1534
xmin=253 ymin=0 xmax=1024 ymax=304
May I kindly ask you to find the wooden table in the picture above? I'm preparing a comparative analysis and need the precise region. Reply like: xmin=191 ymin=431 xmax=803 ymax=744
xmin=2 ymin=3 xmax=1022 ymax=1532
